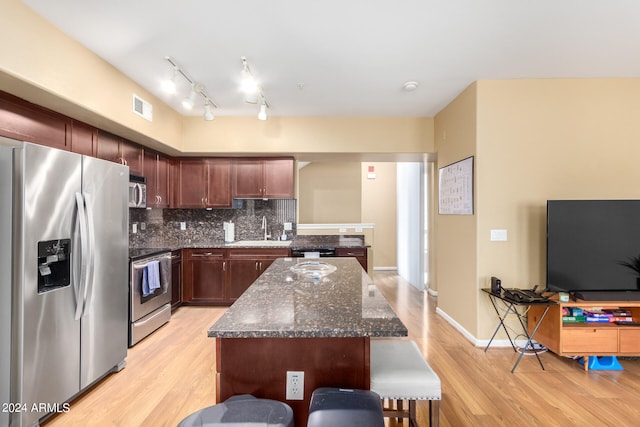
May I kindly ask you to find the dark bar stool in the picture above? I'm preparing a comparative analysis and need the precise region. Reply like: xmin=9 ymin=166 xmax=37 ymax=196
xmin=177 ymin=394 xmax=293 ymax=427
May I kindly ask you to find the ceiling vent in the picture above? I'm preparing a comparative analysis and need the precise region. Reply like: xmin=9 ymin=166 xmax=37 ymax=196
xmin=132 ymin=94 xmax=153 ymax=121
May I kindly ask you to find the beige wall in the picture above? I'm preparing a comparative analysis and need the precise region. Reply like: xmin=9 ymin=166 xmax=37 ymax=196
xmin=436 ymin=78 xmax=640 ymax=340
xmin=434 ymin=83 xmax=479 ymax=335
xmin=298 ymin=162 xmax=362 ymax=223
xmin=361 ymin=162 xmax=397 ymax=268
xmin=297 ymin=161 xmax=398 ymax=269
xmin=182 ymin=116 xmax=434 ymax=156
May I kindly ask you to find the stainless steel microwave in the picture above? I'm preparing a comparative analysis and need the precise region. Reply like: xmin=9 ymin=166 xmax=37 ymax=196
xmin=129 ymin=175 xmax=147 ymax=208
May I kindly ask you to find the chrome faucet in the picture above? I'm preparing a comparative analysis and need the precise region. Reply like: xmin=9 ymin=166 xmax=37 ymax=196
xmin=262 ymin=216 xmax=271 ymax=240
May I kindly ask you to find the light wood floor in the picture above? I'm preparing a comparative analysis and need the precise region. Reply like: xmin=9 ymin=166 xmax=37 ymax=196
xmin=43 ymin=272 xmax=640 ymax=427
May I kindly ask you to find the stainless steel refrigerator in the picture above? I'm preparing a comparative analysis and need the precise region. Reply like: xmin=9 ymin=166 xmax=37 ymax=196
xmin=0 ymin=138 xmax=129 ymax=427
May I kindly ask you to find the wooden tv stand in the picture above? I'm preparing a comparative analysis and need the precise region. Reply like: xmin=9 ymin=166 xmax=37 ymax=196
xmin=527 ymin=300 xmax=640 ymax=371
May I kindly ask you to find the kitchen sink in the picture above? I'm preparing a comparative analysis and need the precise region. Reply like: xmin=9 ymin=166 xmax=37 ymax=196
xmin=226 ymin=240 xmax=292 ymax=247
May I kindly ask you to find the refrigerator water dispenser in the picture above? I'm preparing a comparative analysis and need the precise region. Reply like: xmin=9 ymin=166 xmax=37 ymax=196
xmin=37 ymin=239 xmax=71 ymax=293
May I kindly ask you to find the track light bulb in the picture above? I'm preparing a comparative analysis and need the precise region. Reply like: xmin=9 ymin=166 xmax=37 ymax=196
xmin=241 ymin=74 xmax=258 ymax=95
xmin=258 ymin=104 xmax=267 ymax=121
xmin=204 ymin=102 xmax=214 ymax=121
xmin=182 ymin=87 xmax=196 ymax=110
xmin=162 ymin=71 xmax=178 ymax=94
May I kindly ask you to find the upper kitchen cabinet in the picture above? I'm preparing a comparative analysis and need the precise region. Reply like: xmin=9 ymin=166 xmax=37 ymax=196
xmin=174 ymin=158 xmax=231 ymax=208
xmin=143 ymin=150 xmax=170 ymax=208
xmin=96 ymin=131 xmax=143 ymax=175
xmin=232 ymin=158 xmax=294 ymax=199
xmin=70 ymin=121 xmax=97 ymax=157
xmin=0 ymin=91 xmax=70 ymax=151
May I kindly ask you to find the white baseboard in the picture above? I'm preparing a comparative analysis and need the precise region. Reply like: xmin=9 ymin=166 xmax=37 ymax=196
xmin=373 ymin=266 xmax=397 ymax=271
xmin=436 ymin=307 xmax=532 ymax=348
xmin=427 ymin=288 xmax=438 ymax=297
xmin=435 ymin=307 xmax=481 ymax=346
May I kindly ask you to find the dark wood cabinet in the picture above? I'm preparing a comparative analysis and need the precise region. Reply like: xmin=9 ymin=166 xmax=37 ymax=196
xmin=182 ymin=248 xmax=226 ymax=305
xmin=0 ymin=91 xmax=70 ymax=151
xmin=227 ymin=248 xmax=291 ymax=302
xmin=144 ymin=150 xmax=170 ymax=208
xmin=336 ymin=247 xmax=368 ymax=272
xmin=171 ymin=250 xmax=182 ymax=311
xmin=96 ymin=130 xmax=143 ymax=175
xmin=207 ymin=159 xmax=232 ymax=207
xmin=174 ymin=159 xmax=207 ymax=208
xmin=232 ymin=158 xmax=294 ymax=199
xmin=70 ymin=120 xmax=97 ymax=156
xmin=175 ymin=158 xmax=231 ymax=208
xmin=182 ymin=248 xmax=291 ymax=305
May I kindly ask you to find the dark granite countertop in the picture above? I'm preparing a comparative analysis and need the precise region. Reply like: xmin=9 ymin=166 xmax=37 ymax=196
xmin=208 ymin=257 xmax=407 ymax=339
xmin=290 ymin=234 xmax=369 ymax=249
xmin=130 ymin=234 xmax=369 ymax=252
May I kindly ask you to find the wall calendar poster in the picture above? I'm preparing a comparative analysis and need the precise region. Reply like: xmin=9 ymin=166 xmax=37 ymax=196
xmin=438 ymin=156 xmax=474 ymax=215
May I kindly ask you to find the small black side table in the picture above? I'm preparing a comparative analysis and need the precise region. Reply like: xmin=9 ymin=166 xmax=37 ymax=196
xmin=482 ymin=288 xmax=556 ymax=373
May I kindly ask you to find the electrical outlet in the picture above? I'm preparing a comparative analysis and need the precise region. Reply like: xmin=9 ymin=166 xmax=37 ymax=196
xmin=180 ymin=222 xmax=186 ymax=231
xmin=286 ymin=371 xmax=304 ymax=400
xmin=132 ymin=223 xmax=137 ymax=234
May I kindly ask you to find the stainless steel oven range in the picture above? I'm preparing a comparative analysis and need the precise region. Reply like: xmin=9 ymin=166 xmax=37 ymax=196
xmin=129 ymin=248 xmax=172 ymax=347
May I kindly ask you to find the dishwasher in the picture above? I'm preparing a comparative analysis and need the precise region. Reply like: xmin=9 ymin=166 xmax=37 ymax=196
xmin=290 ymin=248 xmax=336 ymax=258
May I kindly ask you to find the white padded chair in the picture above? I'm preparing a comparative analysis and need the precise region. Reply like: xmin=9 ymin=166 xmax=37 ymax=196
xmin=370 ymin=339 xmax=441 ymax=427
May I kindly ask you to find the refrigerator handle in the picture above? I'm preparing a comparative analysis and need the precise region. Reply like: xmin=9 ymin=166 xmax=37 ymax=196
xmin=81 ymin=192 xmax=96 ymax=318
xmin=73 ymin=192 xmax=90 ymax=320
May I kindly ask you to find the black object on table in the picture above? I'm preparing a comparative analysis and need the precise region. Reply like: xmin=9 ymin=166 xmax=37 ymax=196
xmin=482 ymin=288 xmax=556 ymax=373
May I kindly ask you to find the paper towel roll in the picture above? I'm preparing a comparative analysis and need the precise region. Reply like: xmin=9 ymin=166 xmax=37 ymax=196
xmin=224 ymin=222 xmax=235 ymax=242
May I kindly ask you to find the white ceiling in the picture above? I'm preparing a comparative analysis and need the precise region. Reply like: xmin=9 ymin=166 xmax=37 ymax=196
xmin=22 ymin=0 xmax=640 ymax=119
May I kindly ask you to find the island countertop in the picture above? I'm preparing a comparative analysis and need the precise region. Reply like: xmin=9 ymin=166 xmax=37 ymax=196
xmin=208 ymin=257 xmax=407 ymax=338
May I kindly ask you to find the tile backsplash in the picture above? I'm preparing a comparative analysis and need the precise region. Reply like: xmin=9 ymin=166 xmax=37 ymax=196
xmin=129 ymin=199 xmax=297 ymax=248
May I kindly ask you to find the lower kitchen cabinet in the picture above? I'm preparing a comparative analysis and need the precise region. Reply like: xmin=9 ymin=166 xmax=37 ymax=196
xmin=171 ymin=250 xmax=182 ymax=310
xmin=227 ymin=248 xmax=291 ymax=302
xmin=182 ymin=248 xmax=291 ymax=306
xmin=336 ymin=247 xmax=368 ymax=272
xmin=182 ymin=248 xmax=226 ymax=305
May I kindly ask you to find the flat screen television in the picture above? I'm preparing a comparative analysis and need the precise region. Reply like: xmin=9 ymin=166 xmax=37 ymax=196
xmin=547 ymin=199 xmax=640 ymax=301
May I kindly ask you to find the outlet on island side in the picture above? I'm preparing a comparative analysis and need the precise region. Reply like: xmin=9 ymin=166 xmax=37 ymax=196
xmin=286 ymin=371 xmax=304 ymax=400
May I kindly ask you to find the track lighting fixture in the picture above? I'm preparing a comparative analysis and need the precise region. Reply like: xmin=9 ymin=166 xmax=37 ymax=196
xmin=162 ymin=68 xmax=178 ymax=94
xmin=203 ymin=101 xmax=214 ymax=121
xmin=241 ymin=57 xmax=259 ymax=99
xmin=163 ymin=57 xmax=217 ymax=120
xmin=240 ymin=57 xmax=271 ymax=119
xmin=182 ymin=85 xmax=197 ymax=110
xmin=258 ymin=103 xmax=267 ymax=121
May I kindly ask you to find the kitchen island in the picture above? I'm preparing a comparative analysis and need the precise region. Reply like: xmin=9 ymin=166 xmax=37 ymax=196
xmin=208 ymin=257 xmax=407 ymax=426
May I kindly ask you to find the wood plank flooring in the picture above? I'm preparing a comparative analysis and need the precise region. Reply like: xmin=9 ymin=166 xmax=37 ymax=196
xmin=42 ymin=271 xmax=640 ymax=427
